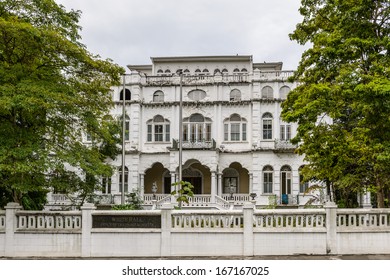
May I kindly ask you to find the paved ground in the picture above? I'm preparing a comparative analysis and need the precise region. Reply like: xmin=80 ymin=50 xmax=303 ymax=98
xmin=2 ymin=254 xmax=390 ymax=260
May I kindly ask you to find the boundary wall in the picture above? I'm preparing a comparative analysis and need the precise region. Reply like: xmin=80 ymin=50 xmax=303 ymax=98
xmin=1 ymin=202 xmax=389 ymax=257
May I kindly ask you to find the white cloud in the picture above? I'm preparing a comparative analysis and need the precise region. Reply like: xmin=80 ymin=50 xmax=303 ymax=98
xmin=56 ymin=0 xmax=308 ymax=70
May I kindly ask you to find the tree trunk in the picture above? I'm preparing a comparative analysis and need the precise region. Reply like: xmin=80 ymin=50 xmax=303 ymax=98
xmin=376 ymin=187 xmax=385 ymax=208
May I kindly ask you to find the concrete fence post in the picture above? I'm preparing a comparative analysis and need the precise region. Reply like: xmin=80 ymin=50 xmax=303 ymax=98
xmin=324 ymin=201 xmax=337 ymax=254
xmin=160 ymin=203 xmax=173 ymax=257
xmin=4 ymin=202 xmax=22 ymax=257
xmin=243 ymin=203 xmax=254 ymax=256
xmin=81 ymin=203 xmax=96 ymax=258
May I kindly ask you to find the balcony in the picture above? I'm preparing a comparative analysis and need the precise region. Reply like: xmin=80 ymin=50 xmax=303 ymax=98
xmin=172 ymin=139 xmax=216 ymax=150
xmin=274 ymin=139 xmax=297 ymax=151
xmin=136 ymin=71 xmax=293 ymax=86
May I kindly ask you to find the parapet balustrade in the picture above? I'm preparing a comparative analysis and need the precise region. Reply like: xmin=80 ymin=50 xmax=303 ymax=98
xmin=143 ymin=194 xmax=170 ymax=205
xmin=16 ymin=211 xmax=82 ymax=231
xmin=136 ymin=71 xmax=293 ymax=86
xmin=336 ymin=209 xmax=390 ymax=230
xmin=172 ymin=210 xmax=243 ymax=229
xmin=221 ymin=194 xmax=252 ymax=205
xmin=253 ymin=209 xmax=326 ymax=230
xmin=183 ymin=195 xmax=212 ymax=207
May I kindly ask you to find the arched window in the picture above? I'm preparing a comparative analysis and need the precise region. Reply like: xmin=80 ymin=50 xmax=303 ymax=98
xmin=183 ymin=113 xmax=212 ymax=142
xmin=233 ymin=68 xmax=240 ymax=74
xmin=153 ymin=90 xmax=164 ymax=102
xmin=241 ymin=68 xmax=248 ymax=73
xmin=119 ymin=166 xmax=128 ymax=193
xmin=261 ymin=86 xmax=274 ymax=99
xmin=183 ymin=69 xmax=190 ymax=75
xmin=224 ymin=114 xmax=247 ymax=142
xmin=164 ymin=69 xmax=171 ymax=75
xmin=194 ymin=69 xmax=201 ymax=75
xmin=299 ymin=166 xmax=309 ymax=193
xmin=202 ymin=69 xmax=209 ymax=75
xmin=262 ymin=112 xmax=273 ymax=140
xmin=147 ymin=115 xmax=170 ymax=142
xmin=188 ymin=89 xmax=206 ymax=101
xmin=263 ymin=165 xmax=273 ymax=193
xmin=214 ymin=69 xmax=221 ymax=74
xmin=222 ymin=68 xmax=228 ymax=75
xmin=280 ymin=86 xmax=291 ymax=99
xmin=157 ymin=69 xmax=163 ymax=75
xmin=229 ymin=89 xmax=241 ymax=101
xmin=281 ymin=165 xmax=292 ymax=199
xmin=120 ymin=88 xmax=131 ymax=101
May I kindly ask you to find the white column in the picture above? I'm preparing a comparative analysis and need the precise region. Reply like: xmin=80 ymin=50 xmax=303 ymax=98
xmin=211 ymin=171 xmax=216 ymax=203
xmin=160 ymin=203 xmax=173 ymax=257
xmin=217 ymin=173 xmax=223 ymax=196
xmin=5 ymin=202 xmax=22 ymax=257
xmin=81 ymin=203 xmax=96 ymax=258
xmin=139 ymin=173 xmax=145 ymax=198
xmin=249 ymin=173 xmax=253 ymax=194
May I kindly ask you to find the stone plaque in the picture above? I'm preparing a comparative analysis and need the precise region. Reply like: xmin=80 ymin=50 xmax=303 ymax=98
xmin=92 ymin=215 xmax=161 ymax=228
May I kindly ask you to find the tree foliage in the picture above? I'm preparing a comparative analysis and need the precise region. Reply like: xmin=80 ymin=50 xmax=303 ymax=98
xmin=0 ymin=0 xmax=124 ymax=209
xmin=282 ymin=0 xmax=390 ymax=207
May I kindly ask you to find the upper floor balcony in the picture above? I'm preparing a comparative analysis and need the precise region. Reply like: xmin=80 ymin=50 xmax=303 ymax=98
xmin=171 ymin=139 xmax=217 ymax=150
xmin=125 ymin=70 xmax=294 ymax=87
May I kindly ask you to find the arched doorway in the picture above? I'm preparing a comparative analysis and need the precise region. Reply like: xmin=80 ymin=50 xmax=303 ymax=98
xmin=180 ymin=159 xmax=211 ymax=195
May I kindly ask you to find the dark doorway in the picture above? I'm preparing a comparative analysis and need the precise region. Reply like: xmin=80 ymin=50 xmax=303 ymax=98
xmin=183 ymin=177 xmax=202 ymax=194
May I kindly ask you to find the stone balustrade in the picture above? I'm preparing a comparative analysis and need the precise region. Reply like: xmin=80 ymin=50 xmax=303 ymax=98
xmin=336 ymin=208 xmax=390 ymax=229
xmin=172 ymin=210 xmax=243 ymax=229
xmin=16 ymin=211 xmax=82 ymax=231
xmin=253 ymin=209 xmax=326 ymax=230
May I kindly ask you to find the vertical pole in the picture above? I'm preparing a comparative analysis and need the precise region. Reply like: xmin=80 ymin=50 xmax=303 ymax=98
xmin=178 ymin=73 xmax=183 ymax=184
xmin=121 ymin=74 xmax=126 ymax=205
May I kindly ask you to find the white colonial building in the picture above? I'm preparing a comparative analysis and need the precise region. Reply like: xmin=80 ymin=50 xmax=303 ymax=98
xmin=82 ymin=54 xmax=314 ymax=209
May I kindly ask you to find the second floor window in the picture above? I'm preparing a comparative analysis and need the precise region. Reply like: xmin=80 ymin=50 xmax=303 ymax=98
xmin=280 ymin=124 xmax=291 ymax=141
xmin=262 ymin=112 xmax=273 ymax=140
xmin=263 ymin=165 xmax=273 ymax=193
xmin=147 ymin=115 xmax=170 ymax=142
xmin=224 ymin=114 xmax=247 ymax=142
xmin=183 ymin=114 xmax=211 ymax=142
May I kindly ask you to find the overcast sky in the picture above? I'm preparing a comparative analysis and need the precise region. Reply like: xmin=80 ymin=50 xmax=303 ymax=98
xmin=55 ymin=0 xmax=307 ymax=72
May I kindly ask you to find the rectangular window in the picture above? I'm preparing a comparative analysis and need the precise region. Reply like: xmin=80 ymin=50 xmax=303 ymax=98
xmin=263 ymin=173 xmax=273 ymax=193
xmin=205 ymin=123 xmax=211 ymax=141
xmin=125 ymin=122 xmax=130 ymax=141
xmin=165 ymin=124 xmax=170 ymax=142
xmin=147 ymin=125 xmax=152 ymax=142
xmin=102 ymin=177 xmax=111 ymax=194
xmin=224 ymin=124 xmax=229 ymax=141
xmin=242 ymin=123 xmax=247 ymax=141
xmin=154 ymin=125 xmax=163 ymax=142
xmin=231 ymin=123 xmax=240 ymax=141
xmin=280 ymin=124 xmax=291 ymax=140
xmin=183 ymin=124 xmax=188 ymax=141
xmin=263 ymin=120 xmax=273 ymax=140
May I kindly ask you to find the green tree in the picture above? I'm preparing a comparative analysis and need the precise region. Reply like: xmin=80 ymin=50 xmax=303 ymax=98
xmin=171 ymin=181 xmax=195 ymax=209
xmin=0 ymin=0 xmax=123 ymax=209
xmin=282 ymin=0 xmax=390 ymax=207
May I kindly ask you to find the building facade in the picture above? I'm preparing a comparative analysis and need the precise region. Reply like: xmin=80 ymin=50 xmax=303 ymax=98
xmin=87 ymin=55 xmax=314 ymax=208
